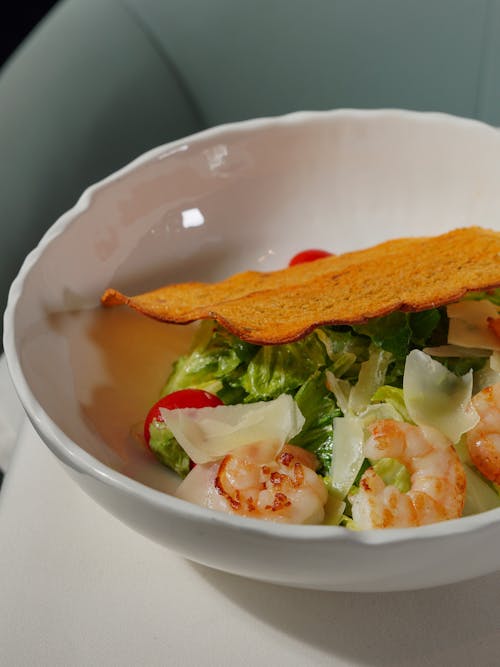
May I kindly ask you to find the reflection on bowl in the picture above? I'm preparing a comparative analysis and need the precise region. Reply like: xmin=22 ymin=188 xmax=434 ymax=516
xmin=4 ymin=109 xmax=500 ymax=591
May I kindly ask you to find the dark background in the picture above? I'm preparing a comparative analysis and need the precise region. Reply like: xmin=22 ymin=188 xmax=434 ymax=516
xmin=0 ymin=2 xmax=58 ymax=70
xmin=0 ymin=2 xmax=58 ymax=485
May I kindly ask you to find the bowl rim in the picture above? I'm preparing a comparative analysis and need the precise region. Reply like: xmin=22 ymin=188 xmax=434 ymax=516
xmin=4 ymin=107 xmax=500 ymax=546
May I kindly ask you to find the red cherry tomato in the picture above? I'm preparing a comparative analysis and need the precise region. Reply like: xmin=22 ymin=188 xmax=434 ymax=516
xmin=144 ymin=388 xmax=223 ymax=447
xmin=288 ymin=249 xmax=332 ymax=266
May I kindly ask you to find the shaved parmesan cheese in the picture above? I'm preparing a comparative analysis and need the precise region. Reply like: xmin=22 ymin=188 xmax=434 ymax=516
xmin=490 ymin=351 xmax=500 ymax=372
xmin=423 ymin=344 xmax=490 ymax=358
xmin=347 ymin=348 xmax=392 ymax=415
xmin=403 ymin=350 xmax=478 ymax=443
xmin=447 ymin=299 xmax=499 ymax=322
xmin=447 ymin=300 xmax=500 ymax=351
xmin=325 ymin=370 xmax=351 ymax=415
xmin=326 ymin=347 xmax=392 ymax=420
xmin=329 ymin=403 xmax=403 ymax=499
xmin=160 ymin=393 xmax=305 ymax=465
xmin=330 ymin=416 xmax=365 ymax=499
xmin=473 ymin=358 xmax=500 ymax=393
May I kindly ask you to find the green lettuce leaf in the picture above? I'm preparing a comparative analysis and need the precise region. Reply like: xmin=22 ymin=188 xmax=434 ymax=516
xmin=240 ymin=331 xmax=328 ymax=401
xmin=290 ymin=370 xmax=342 ymax=475
xmin=371 ymin=385 xmax=411 ymax=422
xmin=409 ymin=309 xmax=442 ymax=346
xmin=315 ymin=328 xmax=370 ymax=376
xmin=162 ymin=320 xmax=258 ymax=401
xmin=463 ymin=288 xmax=500 ymax=306
xmin=438 ymin=356 xmax=487 ymax=376
xmin=371 ymin=457 xmax=411 ymax=493
xmin=462 ymin=464 xmax=500 ymax=515
xmin=353 ymin=309 xmax=442 ymax=358
xmin=353 ymin=309 xmax=443 ymax=388
xmin=148 ymin=420 xmax=191 ymax=478
xmin=353 ymin=312 xmax=412 ymax=359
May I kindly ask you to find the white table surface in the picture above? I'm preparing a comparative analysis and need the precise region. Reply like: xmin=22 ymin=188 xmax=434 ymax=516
xmin=0 ymin=359 xmax=499 ymax=667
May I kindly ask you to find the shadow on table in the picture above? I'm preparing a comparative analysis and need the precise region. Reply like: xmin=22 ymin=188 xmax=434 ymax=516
xmin=190 ymin=563 xmax=499 ymax=666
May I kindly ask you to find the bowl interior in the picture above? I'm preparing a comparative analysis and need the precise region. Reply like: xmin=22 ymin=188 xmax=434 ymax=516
xmin=8 ymin=109 xmax=500 ymax=498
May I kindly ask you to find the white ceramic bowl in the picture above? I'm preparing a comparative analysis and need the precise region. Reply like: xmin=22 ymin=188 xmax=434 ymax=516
xmin=4 ymin=109 xmax=500 ymax=592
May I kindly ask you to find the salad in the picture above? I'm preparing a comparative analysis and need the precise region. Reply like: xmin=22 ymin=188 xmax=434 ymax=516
xmin=138 ymin=250 xmax=500 ymax=529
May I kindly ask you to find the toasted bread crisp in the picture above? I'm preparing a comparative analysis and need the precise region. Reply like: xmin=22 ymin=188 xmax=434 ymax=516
xmin=101 ymin=227 xmax=500 ymax=344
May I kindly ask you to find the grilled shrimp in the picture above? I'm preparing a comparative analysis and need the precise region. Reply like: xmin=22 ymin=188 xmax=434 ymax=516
xmin=465 ymin=383 xmax=500 ymax=484
xmin=177 ymin=443 xmax=328 ymax=524
xmin=350 ymin=420 xmax=466 ymax=529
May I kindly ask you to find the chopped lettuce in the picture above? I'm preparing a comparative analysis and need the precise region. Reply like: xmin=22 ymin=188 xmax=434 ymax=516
xmin=148 ymin=420 xmax=191 ymax=478
xmin=315 ymin=328 xmax=370 ymax=381
xmin=353 ymin=312 xmax=413 ymax=359
xmin=322 ymin=487 xmax=347 ymax=525
xmin=371 ymin=458 xmax=411 ymax=494
xmin=290 ymin=371 xmax=341 ymax=475
xmin=463 ymin=287 xmax=500 ymax=306
xmin=462 ymin=465 xmax=500 ymax=515
xmin=240 ymin=331 xmax=327 ymax=400
xmin=353 ymin=309 xmax=442 ymax=388
xmin=438 ymin=356 xmax=487 ymax=376
xmin=409 ymin=310 xmax=443 ymax=346
xmin=454 ymin=436 xmax=500 ymax=513
xmin=162 ymin=320 xmax=258 ymax=401
xmin=353 ymin=309 xmax=441 ymax=360
xmin=371 ymin=385 xmax=411 ymax=422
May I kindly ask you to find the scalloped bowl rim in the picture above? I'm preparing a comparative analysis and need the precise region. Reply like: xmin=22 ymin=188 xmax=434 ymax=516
xmin=3 ymin=108 xmax=500 ymax=548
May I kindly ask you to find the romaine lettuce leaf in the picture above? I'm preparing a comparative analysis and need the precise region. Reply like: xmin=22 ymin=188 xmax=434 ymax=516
xmin=371 ymin=385 xmax=411 ymax=422
xmin=148 ymin=421 xmax=191 ymax=478
xmin=290 ymin=371 xmax=341 ymax=474
xmin=371 ymin=457 xmax=411 ymax=493
xmin=439 ymin=356 xmax=487 ymax=376
xmin=322 ymin=489 xmax=346 ymax=525
xmin=352 ymin=310 xmax=440 ymax=358
xmin=162 ymin=320 xmax=258 ymax=399
xmin=463 ymin=288 xmax=500 ymax=306
xmin=462 ymin=465 xmax=500 ymax=515
xmin=240 ymin=331 xmax=327 ymax=400
xmin=352 ymin=309 xmax=442 ymax=388
xmin=408 ymin=309 xmax=442 ymax=346
xmin=315 ymin=328 xmax=370 ymax=380
xmin=353 ymin=312 xmax=412 ymax=359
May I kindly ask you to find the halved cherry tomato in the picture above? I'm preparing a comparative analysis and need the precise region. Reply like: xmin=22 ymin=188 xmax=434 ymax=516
xmin=144 ymin=388 xmax=223 ymax=447
xmin=288 ymin=249 xmax=332 ymax=266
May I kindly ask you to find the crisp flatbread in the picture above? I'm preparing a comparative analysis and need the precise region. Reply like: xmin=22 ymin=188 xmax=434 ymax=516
xmin=101 ymin=227 xmax=500 ymax=344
